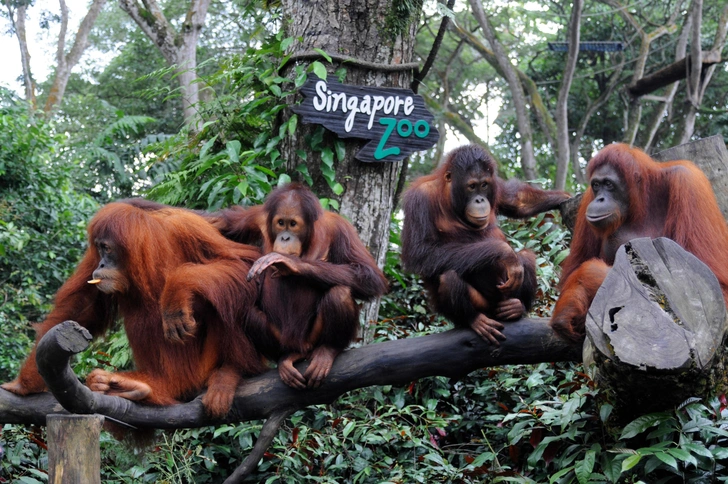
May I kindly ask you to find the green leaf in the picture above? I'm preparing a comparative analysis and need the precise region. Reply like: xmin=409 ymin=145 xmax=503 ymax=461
xmin=226 ymin=140 xmax=241 ymax=163
xmin=332 ymin=183 xmax=344 ymax=195
xmin=269 ymin=84 xmax=282 ymax=97
xmin=281 ymin=36 xmax=294 ymax=51
xmin=654 ymin=452 xmax=678 ymax=470
xmin=321 ymin=148 xmax=335 ymax=169
xmin=278 ymin=173 xmax=292 ymax=187
xmin=342 ymin=420 xmax=356 ymax=438
xmin=312 ymin=61 xmax=328 ymax=80
xmin=199 ymin=136 xmax=218 ymax=160
xmin=600 ymin=404 xmax=613 ymax=423
xmin=712 ymin=446 xmax=728 ymax=459
xmin=334 ymin=139 xmax=346 ymax=161
xmin=621 ymin=454 xmax=642 ymax=471
xmin=314 ymin=48 xmax=332 ymax=63
xmin=667 ymin=448 xmax=696 ymax=468
xmin=549 ymin=466 xmax=575 ymax=483
xmin=288 ymin=114 xmax=298 ymax=136
xmin=620 ymin=413 xmax=670 ymax=440
xmin=575 ymin=450 xmax=596 ymax=484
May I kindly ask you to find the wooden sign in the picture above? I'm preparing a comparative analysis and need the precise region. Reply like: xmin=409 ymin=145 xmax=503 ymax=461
xmin=292 ymin=75 xmax=440 ymax=163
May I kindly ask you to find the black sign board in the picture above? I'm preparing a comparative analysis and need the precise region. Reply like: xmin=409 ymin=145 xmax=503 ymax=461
xmin=292 ymin=75 xmax=440 ymax=163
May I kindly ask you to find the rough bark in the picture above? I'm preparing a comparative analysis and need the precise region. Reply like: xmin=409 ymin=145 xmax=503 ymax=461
xmin=653 ymin=134 xmax=728 ymax=220
xmin=554 ymin=0 xmax=583 ymax=191
xmin=44 ymin=0 xmax=107 ymax=113
xmin=585 ymin=238 xmax=728 ymax=422
xmin=47 ymin=415 xmax=103 ymax=484
xmin=467 ymin=0 xmax=536 ymax=179
xmin=279 ymin=0 xmax=421 ymax=340
xmin=118 ymin=0 xmax=212 ymax=125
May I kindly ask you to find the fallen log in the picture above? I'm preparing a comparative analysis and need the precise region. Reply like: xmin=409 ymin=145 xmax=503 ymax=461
xmin=585 ymin=237 xmax=728 ymax=422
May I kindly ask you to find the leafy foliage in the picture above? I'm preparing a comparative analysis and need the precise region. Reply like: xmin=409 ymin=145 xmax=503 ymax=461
xmin=145 ymin=32 xmax=304 ymax=210
xmin=0 ymin=88 xmax=98 ymax=381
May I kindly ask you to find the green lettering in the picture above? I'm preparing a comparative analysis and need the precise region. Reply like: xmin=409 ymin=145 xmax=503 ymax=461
xmin=414 ymin=120 xmax=430 ymax=138
xmin=397 ymin=119 xmax=413 ymax=137
xmin=375 ymin=117 xmax=401 ymax=160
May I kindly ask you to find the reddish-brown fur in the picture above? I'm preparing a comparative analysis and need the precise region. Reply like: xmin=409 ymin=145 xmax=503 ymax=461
xmin=209 ymin=184 xmax=388 ymax=388
xmin=401 ymin=145 xmax=570 ymax=343
xmin=2 ymin=200 xmax=267 ymax=417
xmin=551 ymin=143 xmax=728 ymax=343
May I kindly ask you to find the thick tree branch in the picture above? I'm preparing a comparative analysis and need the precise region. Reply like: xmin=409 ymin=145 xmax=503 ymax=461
xmin=0 ymin=319 xmax=579 ymax=429
xmin=117 ymin=0 xmax=178 ymax=64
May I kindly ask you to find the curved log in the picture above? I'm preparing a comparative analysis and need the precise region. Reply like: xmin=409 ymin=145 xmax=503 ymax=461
xmin=0 ymin=318 xmax=579 ymax=429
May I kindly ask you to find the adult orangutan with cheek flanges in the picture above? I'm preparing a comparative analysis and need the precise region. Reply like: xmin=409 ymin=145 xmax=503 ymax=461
xmin=2 ymin=199 xmax=267 ymax=418
xmin=550 ymin=143 xmax=728 ymax=343
xmin=401 ymin=144 xmax=571 ymax=344
xmin=208 ymin=183 xmax=388 ymax=389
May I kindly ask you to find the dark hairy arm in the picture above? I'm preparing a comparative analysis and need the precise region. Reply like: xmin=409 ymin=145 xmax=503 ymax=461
xmin=497 ymin=179 xmax=570 ymax=219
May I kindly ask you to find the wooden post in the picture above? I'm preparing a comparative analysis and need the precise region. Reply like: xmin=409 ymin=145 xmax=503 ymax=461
xmin=585 ymin=237 xmax=728 ymax=422
xmin=653 ymin=134 xmax=728 ymax=220
xmin=47 ymin=414 xmax=103 ymax=484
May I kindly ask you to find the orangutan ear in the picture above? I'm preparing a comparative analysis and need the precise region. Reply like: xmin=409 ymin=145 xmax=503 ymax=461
xmin=444 ymin=171 xmax=451 ymax=183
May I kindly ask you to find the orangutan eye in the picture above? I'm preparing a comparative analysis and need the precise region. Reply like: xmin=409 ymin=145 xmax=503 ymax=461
xmin=468 ymin=183 xmax=476 ymax=190
xmin=290 ymin=221 xmax=297 ymax=227
xmin=277 ymin=219 xmax=285 ymax=226
xmin=481 ymin=182 xmax=488 ymax=188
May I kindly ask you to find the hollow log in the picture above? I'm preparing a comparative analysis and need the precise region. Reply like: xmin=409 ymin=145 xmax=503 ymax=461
xmin=585 ymin=237 xmax=728 ymax=422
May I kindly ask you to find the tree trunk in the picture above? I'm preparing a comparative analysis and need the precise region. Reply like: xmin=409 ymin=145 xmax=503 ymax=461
xmin=641 ymin=15 xmax=691 ymax=151
xmin=468 ymin=0 xmax=536 ymax=179
xmin=6 ymin=2 xmax=36 ymax=106
xmin=601 ymin=0 xmax=679 ymax=145
xmin=118 ymin=0 xmax=210 ymax=125
xmin=653 ymin=135 xmax=728 ymax=220
xmin=585 ymin=237 xmax=728 ymax=422
xmin=279 ymin=0 xmax=421 ymax=340
xmin=554 ymin=0 xmax=583 ymax=190
xmin=677 ymin=1 xmax=728 ymax=144
xmin=44 ymin=0 xmax=107 ymax=113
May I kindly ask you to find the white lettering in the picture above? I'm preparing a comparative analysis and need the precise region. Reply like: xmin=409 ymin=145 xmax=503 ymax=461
xmin=394 ymin=96 xmax=405 ymax=115
xmin=313 ymin=81 xmax=327 ymax=111
xmin=360 ymin=95 xmax=371 ymax=115
xmin=331 ymin=92 xmax=347 ymax=112
xmin=345 ymin=96 xmax=359 ymax=132
xmin=404 ymin=97 xmax=414 ymax=116
xmin=383 ymin=97 xmax=395 ymax=114
xmin=369 ymin=96 xmax=385 ymax=129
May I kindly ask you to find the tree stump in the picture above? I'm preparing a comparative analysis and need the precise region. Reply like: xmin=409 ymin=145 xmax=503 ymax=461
xmin=585 ymin=237 xmax=728 ymax=421
xmin=47 ymin=414 xmax=103 ymax=484
xmin=653 ymin=134 xmax=728 ymax=221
